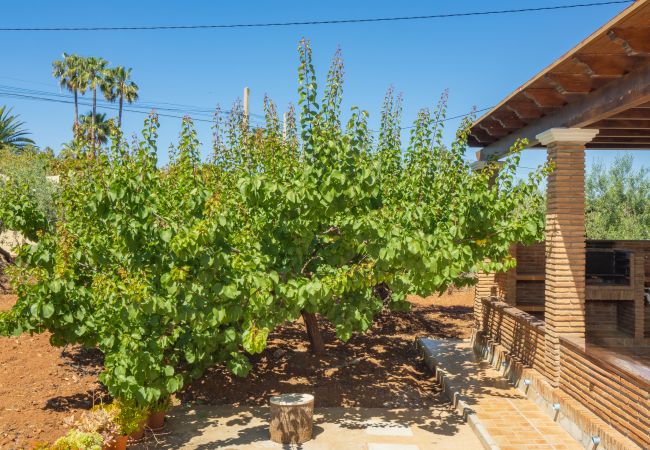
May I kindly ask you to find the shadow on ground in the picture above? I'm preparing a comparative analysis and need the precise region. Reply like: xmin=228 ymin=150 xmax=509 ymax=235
xmin=132 ymin=404 xmax=471 ymax=449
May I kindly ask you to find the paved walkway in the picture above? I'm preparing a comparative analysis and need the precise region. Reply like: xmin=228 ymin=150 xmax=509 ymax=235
xmin=419 ymin=338 xmax=583 ymax=450
xmin=133 ymin=404 xmax=481 ymax=449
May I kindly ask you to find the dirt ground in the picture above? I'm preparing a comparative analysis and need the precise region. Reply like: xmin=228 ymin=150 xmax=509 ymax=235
xmin=0 ymin=288 xmax=474 ymax=449
xmin=0 ymin=295 xmax=106 ymax=450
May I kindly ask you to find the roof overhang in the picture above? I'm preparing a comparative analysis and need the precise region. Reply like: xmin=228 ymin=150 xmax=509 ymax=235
xmin=469 ymin=0 xmax=650 ymax=160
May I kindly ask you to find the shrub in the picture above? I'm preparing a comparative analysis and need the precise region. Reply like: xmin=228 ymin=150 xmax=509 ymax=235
xmin=50 ymin=430 xmax=103 ymax=450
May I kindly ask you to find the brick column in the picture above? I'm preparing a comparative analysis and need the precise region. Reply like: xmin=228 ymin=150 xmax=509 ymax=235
xmin=536 ymin=128 xmax=598 ymax=386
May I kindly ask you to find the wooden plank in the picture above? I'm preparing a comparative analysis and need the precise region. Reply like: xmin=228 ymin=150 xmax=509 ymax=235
xmin=572 ymin=53 xmax=631 ymax=77
xmin=593 ymin=137 xmax=650 ymax=144
xmin=609 ymin=108 xmax=650 ymax=120
xmin=546 ymin=73 xmax=595 ymax=94
xmin=592 ymin=128 xmax=650 ymax=137
xmin=492 ymin=110 xmax=527 ymax=129
xmin=591 ymin=119 xmax=650 ymax=129
xmin=608 ymin=27 xmax=650 ymax=56
xmin=470 ymin=0 xmax=647 ymax=133
xmin=478 ymin=63 xmax=650 ymax=159
xmin=523 ymin=88 xmax=567 ymax=108
xmin=587 ymin=143 xmax=650 ymax=149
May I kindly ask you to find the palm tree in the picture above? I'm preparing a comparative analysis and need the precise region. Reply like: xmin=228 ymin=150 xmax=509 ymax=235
xmin=52 ymin=53 xmax=87 ymax=127
xmin=0 ymin=106 xmax=35 ymax=150
xmin=102 ymin=66 xmax=138 ymax=128
xmin=78 ymin=111 xmax=111 ymax=146
xmin=82 ymin=57 xmax=109 ymax=146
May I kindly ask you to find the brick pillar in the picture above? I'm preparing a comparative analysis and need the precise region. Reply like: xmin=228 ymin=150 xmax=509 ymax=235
xmin=537 ymin=128 xmax=598 ymax=386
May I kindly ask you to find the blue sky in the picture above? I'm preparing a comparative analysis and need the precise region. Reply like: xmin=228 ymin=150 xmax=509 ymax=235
xmin=2 ymin=0 xmax=649 ymax=172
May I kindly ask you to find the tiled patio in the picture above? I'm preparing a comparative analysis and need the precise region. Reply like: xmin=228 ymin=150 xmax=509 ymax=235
xmin=132 ymin=404 xmax=482 ymax=449
xmin=419 ymin=338 xmax=582 ymax=450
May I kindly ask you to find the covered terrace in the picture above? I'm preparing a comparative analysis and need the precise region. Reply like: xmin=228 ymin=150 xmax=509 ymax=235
xmin=468 ymin=1 xmax=650 ymax=448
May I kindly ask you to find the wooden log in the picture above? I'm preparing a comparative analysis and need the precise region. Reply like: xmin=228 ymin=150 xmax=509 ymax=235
xmin=269 ymin=393 xmax=314 ymax=444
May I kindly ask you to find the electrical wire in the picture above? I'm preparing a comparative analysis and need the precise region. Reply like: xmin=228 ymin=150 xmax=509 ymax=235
xmin=0 ymin=84 xmax=267 ymax=125
xmin=0 ymin=1 xmax=632 ymax=32
xmin=0 ymin=90 xmax=267 ymax=126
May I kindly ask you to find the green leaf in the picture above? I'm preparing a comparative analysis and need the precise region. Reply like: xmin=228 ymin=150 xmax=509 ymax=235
xmin=42 ymin=303 xmax=55 ymax=319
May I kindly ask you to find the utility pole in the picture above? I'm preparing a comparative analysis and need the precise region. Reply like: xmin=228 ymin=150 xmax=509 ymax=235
xmin=243 ymin=87 xmax=250 ymax=129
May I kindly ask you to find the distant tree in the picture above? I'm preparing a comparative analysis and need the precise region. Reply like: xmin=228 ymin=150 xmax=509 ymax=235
xmin=102 ymin=66 xmax=139 ymax=128
xmin=0 ymin=106 xmax=34 ymax=150
xmin=82 ymin=57 xmax=109 ymax=147
xmin=0 ymin=146 xmax=56 ymax=263
xmin=586 ymin=154 xmax=650 ymax=240
xmin=52 ymin=53 xmax=87 ymax=127
xmin=78 ymin=112 xmax=112 ymax=146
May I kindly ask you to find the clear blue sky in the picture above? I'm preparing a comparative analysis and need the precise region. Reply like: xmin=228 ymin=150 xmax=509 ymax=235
xmin=2 ymin=0 xmax=649 ymax=172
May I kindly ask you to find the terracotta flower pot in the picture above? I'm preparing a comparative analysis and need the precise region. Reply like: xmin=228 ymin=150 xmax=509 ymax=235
xmin=114 ymin=435 xmax=128 ymax=450
xmin=128 ymin=420 xmax=146 ymax=441
xmin=147 ymin=410 xmax=166 ymax=431
xmin=103 ymin=435 xmax=128 ymax=450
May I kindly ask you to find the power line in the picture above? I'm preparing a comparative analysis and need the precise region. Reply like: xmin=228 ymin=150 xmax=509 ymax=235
xmin=0 ymin=1 xmax=632 ymax=32
xmin=0 ymin=82 xmax=496 ymax=134
xmin=0 ymin=83 xmax=267 ymax=119
xmin=0 ymin=84 xmax=267 ymax=124
xmin=0 ymin=90 xmax=267 ymax=126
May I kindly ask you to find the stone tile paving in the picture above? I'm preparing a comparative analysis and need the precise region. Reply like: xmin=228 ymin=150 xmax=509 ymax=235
xmin=132 ymin=404 xmax=481 ymax=449
xmin=419 ymin=338 xmax=583 ymax=450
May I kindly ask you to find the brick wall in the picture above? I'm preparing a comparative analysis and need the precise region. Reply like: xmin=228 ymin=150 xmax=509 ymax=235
xmin=586 ymin=301 xmax=618 ymax=332
xmin=617 ymin=302 xmax=636 ymax=337
xmin=560 ymin=337 xmax=650 ymax=449
xmin=517 ymin=280 xmax=545 ymax=306
xmin=516 ymin=242 xmax=546 ymax=275
xmin=480 ymin=298 xmax=547 ymax=377
xmin=478 ymin=297 xmax=648 ymax=449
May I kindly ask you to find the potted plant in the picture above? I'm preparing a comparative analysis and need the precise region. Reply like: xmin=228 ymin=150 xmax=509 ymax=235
xmin=75 ymin=407 xmax=123 ymax=450
xmin=147 ymin=396 xmax=171 ymax=431
xmin=49 ymin=430 xmax=103 ymax=450
xmin=106 ymin=400 xmax=149 ymax=443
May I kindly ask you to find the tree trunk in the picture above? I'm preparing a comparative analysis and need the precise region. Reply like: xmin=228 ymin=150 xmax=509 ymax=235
xmin=92 ymin=88 xmax=97 ymax=150
xmin=118 ymin=94 xmax=123 ymax=128
xmin=301 ymin=310 xmax=325 ymax=355
xmin=74 ymin=90 xmax=79 ymax=127
xmin=0 ymin=246 xmax=14 ymax=265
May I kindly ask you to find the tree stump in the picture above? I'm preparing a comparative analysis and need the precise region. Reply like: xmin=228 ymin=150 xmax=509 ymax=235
xmin=269 ymin=393 xmax=314 ymax=444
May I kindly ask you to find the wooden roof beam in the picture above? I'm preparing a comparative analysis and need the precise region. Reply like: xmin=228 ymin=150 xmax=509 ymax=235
xmin=572 ymin=54 xmax=631 ymax=78
xmin=608 ymin=27 xmax=650 ymax=56
xmin=608 ymin=108 xmax=650 ymax=120
xmin=504 ymin=101 xmax=545 ymax=121
xmin=546 ymin=73 xmax=593 ymax=95
xmin=477 ymin=63 xmax=650 ymax=159
xmin=592 ymin=128 xmax=650 ymax=137
xmin=588 ymin=143 xmax=650 ymax=149
xmin=590 ymin=119 xmax=650 ymax=129
xmin=522 ymin=89 xmax=567 ymax=108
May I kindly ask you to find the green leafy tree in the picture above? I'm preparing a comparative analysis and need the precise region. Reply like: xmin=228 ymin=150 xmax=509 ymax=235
xmin=0 ymin=106 xmax=34 ymax=150
xmin=0 ymin=42 xmax=547 ymax=407
xmin=0 ymin=147 xmax=56 ymax=264
xmin=102 ymin=66 xmax=139 ymax=128
xmin=586 ymin=154 xmax=650 ymax=239
xmin=52 ymin=53 xmax=88 ymax=127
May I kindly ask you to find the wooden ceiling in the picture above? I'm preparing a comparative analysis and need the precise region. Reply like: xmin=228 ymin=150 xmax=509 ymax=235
xmin=469 ymin=0 xmax=650 ymax=157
